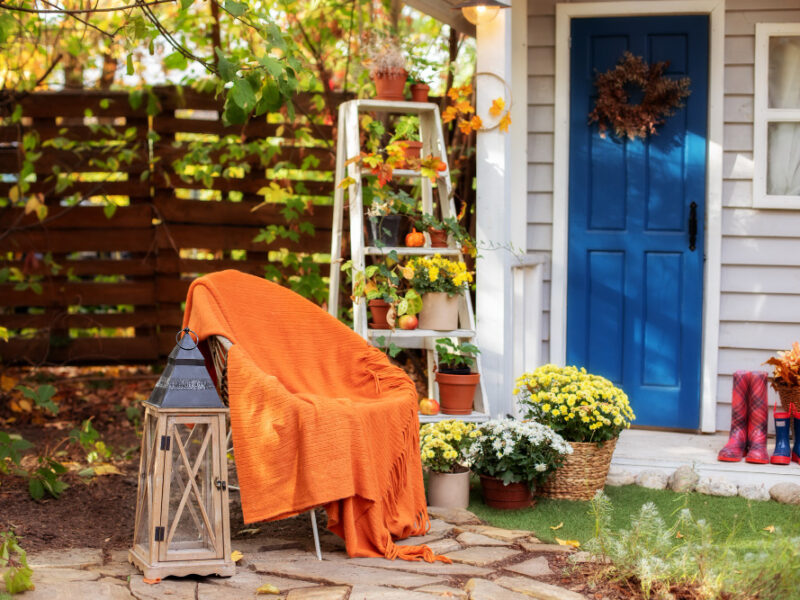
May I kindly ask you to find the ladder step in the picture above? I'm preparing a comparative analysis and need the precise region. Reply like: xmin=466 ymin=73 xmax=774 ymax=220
xmin=367 ymin=328 xmax=475 ymax=338
xmin=365 ymin=246 xmax=461 ymax=256
xmin=348 ymin=99 xmax=439 ymax=113
xmin=419 ymin=411 xmax=491 ymax=423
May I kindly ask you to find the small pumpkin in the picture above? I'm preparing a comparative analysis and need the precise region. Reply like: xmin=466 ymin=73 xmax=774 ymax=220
xmin=405 ymin=228 xmax=425 ymax=247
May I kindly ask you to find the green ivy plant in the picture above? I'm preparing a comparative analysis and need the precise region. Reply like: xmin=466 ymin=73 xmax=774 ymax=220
xmin=0 ymin=531 xmax=34 ymax=595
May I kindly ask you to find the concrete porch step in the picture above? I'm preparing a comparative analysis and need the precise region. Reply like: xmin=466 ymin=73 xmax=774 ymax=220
xmin=611 ymin=429 xmax=800 ymax=490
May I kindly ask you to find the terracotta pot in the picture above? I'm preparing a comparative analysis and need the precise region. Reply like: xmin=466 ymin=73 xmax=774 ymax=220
xmin=436 ymin=371 xmax=479 ymax=415
xmin=368 ymin=299 xmax=391 ymax=329
xmin=373 ymin=70 xmax=408 ymax=101
xmin=479 ymin=474 xmax=535 ymax=510
xmin=402 ymin=140 xmax=423 ymax=163
xmin=418 ymin=292 xmax=459 ymax=330
xmin=427 ymin=467 xmax=470 ymax=508
xmin=410 ymin=83 xmax=430 ymax=103
xmin=428 ymin=228 xmax=448 ymax=247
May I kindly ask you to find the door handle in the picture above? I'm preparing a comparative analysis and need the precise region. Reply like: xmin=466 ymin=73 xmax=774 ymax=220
xmin=688 ymin=202 xmax=698 ymax=252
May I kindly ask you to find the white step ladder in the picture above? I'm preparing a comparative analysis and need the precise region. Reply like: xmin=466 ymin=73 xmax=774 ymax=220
xmin=327 ymin=99 xmax=490 ymax=423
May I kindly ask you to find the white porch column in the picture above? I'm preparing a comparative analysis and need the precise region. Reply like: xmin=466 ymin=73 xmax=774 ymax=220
xmin=475 ymin=0 xmax=527 ymax=418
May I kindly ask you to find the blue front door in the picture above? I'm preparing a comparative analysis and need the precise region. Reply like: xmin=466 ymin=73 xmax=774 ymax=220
xmin=567 ymin=16 xmax=708 ymax=429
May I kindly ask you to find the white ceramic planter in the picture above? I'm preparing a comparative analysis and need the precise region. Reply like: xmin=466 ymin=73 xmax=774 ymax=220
xmin=427 ymin=468 xmax=470 ymax=508
xmin=418 ymin=292 xmax=459 ymax=330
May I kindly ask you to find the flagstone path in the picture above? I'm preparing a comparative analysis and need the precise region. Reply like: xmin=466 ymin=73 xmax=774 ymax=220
xmin=20 ymin=508 xmax=595 ymax=599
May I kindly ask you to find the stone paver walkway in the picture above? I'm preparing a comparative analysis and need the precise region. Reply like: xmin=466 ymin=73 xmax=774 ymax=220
xmin=20 ymin=507 xmax=592 ymax=600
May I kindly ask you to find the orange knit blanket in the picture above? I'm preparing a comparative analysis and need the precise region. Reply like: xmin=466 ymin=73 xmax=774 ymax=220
xmin=183 ymin=270 xmax=449 ymax=562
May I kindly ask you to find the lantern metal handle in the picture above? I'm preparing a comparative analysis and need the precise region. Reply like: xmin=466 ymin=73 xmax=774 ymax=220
xmin=176 ymin=327 xmax=200 ymax=350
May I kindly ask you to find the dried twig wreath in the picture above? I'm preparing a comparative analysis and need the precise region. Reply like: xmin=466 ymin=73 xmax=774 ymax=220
xmin=588 ymin=51 xmax=691 ymax=140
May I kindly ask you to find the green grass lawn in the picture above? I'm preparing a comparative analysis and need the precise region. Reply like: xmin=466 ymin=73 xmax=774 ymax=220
xmin=467 ymin=483 xmax=800 ymax=545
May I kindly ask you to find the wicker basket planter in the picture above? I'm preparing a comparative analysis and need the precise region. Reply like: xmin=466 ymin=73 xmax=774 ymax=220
xmin=538 ymin=438 xmax=617 ymax=501
xmin=773 ymin=379 xmax=800 ymax=414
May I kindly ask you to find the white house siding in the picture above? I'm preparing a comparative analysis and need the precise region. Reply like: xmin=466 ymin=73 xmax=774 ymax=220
xmin=526 ymin=0 xmax=800 ymax=431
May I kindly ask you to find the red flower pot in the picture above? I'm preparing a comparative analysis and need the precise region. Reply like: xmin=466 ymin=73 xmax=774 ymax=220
xmin=373 ymin=70 xmax=407 ymax=101
xmin=368 ymin=299 xmax=391 ymax=329
xmin=428 ymin=228 xmax=448 ymax=247
xmin=479 ymin=474 xmax=535 ymax=510
xmin=435 ymin=371 xmax=479 ymax=415
xmin=410 ymin=83 xmax=430 ymax=103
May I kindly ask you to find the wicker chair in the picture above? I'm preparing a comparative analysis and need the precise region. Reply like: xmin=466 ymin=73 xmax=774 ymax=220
xmin=207 ymin=335 xmax=323 ymax=560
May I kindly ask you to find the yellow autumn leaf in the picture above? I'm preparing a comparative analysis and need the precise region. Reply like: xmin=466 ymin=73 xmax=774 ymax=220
xmin=550 ymin=522 xmax=564 ymax=531
xmin=1 ymin=374 xmax=18 ymax=392
xmin=499 ymin=112 xmax=512 ymax=133
xmin=24 ymin=194 xmax=42 ymax=215
xmin=9 ymin=400 xmax=22 ymax=413
xmin=763 ymin=525 xmax=775 ymax=533
xmin=469 ymin=115 xmax=483 ymax=131
xmin=8 ymin=185 xmax=19 ymax=203
xmin=554 ymin=537 xmax=580 ymax=548
xmin=676 ymin=532 xmax=684 ymax=539
xmin=0 ymin=326 xmax=8 ymax=342
xmin=489 ymin=97 xmax=505 ymax=117
xmin=93 ymin=464 xmax=122 ymax=476
xmin=256 ymin=583 xmax=280 ymax=595
xmin=231 ymin=550 xmax=244 ymax=563
xmin=337 ymin=176 xmax=357 ymax=189
xmin=17 ymin=398 xmax=33 ymax=412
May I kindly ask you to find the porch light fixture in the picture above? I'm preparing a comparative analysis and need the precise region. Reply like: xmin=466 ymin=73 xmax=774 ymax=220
xmin=129 ymin=328 xmax=234 ymax=582
xmin=453 ymin=0 xmax=509 ymax=26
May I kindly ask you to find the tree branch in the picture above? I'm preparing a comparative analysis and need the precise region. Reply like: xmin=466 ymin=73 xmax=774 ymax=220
xmin=0 ymin=0 xmax=175 ymax=13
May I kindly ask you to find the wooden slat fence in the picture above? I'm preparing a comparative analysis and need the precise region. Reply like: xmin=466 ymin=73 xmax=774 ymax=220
xmin=0 ymin=87 xmax=343 ymax=364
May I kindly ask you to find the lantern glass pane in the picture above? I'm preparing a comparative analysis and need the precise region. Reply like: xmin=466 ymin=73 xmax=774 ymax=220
xmin=167 ymin=422 xmax=216 ymax=553
xmin=134 ymin=412 xmax=159 ymax=550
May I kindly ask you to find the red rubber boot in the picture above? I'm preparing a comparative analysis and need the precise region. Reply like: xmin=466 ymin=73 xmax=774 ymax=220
xmin=718 ymin=370 xmax=749 ymax=462
xmin=745 ymin=372 xmax=769 ymax=464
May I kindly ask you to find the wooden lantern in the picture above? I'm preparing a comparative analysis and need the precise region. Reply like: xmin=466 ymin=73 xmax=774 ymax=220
xmin=129 ymin=328 xmax=235 ymax=581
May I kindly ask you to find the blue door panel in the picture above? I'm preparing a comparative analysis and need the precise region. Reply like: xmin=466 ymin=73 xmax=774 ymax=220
xmin=567 ymin=16 xmax=708 ymax=430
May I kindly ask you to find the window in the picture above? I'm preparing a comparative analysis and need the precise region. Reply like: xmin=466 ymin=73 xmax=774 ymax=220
xmin=753 ymin=24 xmax=800 ymax=208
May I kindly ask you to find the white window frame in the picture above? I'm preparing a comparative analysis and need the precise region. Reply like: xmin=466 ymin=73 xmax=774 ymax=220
xmin=753 ymin=23 xmax=800 ymax=209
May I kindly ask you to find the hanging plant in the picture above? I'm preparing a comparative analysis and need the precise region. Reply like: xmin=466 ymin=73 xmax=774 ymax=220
xmin=588 ymin=51 xmax=691 ymax=140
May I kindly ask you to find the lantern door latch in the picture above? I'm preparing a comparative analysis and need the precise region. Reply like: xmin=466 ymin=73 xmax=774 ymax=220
xmin=160 ymin=436 xmax=171 ymax=451
xmin=154 ymin=526 xmax=165 ymax=542
xmin=215 ymin=479 xmax=227 ymax=491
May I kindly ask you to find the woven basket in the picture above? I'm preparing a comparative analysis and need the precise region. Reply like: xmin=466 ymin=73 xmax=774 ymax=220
xmin=773 ymin=379 xmax=800 ymax=414
xmin=538 ymin=438 xmax=617 ymax=501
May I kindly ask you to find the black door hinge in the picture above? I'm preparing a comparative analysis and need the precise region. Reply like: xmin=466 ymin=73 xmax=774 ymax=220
xmin=154 ymin=526 xmax=165 ymax=542
xmin=160 ymin=435 xmax=171 ymax=451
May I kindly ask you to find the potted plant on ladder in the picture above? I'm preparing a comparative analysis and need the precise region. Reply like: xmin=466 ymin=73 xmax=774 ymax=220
xmin=365 ymin=35 xmax=407 ymax=101
xmin=434 ymin=338 xmax=480 ymax=415
xmin=404 ymin=255 xmax=473 ymax=330
xmin=341 ymin=259 xmax=422 ymax=330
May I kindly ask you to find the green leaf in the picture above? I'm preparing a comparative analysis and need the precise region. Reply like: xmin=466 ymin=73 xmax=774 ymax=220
xmin=103 ymin=203 xmax=117 ymax=219
xmin=230 ymin=79 xmax=256 ymax=111
xmin=259 ymin=55 xmax=284 ymax=79
xmin=222 ymin=100 xmax=246 ymax=126
xmin=163 ymin=51 xmax=188 ymax=71
xmin=28 ymin=478 xmax=44 ymax=500
xmin=224 ymin=0 xmax=246 ymax=16
xmin=180 ymin=0 xmax=193 ymax=8
xmin=126 ymin=53 xmax=134 ymax=76
xmin=99 ymin=98 xmax=110 ymax=110
xmin=216 ymin=49 xmax=237 ymax=82
xmin=128 ymin=90 xmax=143 ymax=110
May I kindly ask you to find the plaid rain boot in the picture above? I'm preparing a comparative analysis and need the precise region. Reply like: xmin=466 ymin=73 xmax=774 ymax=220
xmin=793 ymin=410 xmax=800 ymax=465
xmin=745 ymin=372 xmax=769 ymax=464
xmin=718 ymin=370 xmax=749 ymax=462
xmin=771 ymin=407 xmax=792 ymax=465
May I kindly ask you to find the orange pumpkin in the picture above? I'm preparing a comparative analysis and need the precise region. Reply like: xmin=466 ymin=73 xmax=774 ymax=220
xmin=405 ymin=228 xmax=425 ymax=247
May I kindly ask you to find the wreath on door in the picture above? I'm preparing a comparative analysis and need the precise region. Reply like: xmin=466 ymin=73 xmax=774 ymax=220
xmin=588 ymin=52 xmax=691 ymax=140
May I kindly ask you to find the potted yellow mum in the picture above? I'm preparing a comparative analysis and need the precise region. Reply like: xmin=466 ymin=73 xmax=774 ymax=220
xmin=419 ymin=420 xmax=479 ymax=508
xmin=404 ymin=254 xmax=473 ymax=330
xmin=514 ymin=365 xmax=635 ymax=500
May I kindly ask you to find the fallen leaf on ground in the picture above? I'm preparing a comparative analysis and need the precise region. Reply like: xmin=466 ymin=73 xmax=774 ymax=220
xmin=1 ymin=374 xmax=17 ymax=392
xmin=238 ymin=527 xmax=261 ymax=536
xmin=92 ymin=464 xmax=122 ymax=476
xmin=231 ymin=550 xmax=244 ymax=562
xmin=256 ymin=583 xmax=280 ymax=594
xmin=764 ymin=525 xmax=775 ymax=533
xmin=550 ymin=522 xmax=564 ymax=531
xmin=555 ymin=537 xmax=580 ymax=548
xmin=676 ymin=532 xmax=684 ymax=539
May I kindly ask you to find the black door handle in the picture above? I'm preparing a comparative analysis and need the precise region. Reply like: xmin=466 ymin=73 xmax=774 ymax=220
xmin=688 ymin=202 xmax=698 ymax=251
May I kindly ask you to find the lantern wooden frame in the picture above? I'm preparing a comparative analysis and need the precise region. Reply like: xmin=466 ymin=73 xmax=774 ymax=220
xmin=129 ymin=404 xmax=234 ymax=579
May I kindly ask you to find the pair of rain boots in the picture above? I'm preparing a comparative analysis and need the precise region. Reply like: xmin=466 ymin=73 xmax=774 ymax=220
xmin=770 ymin=404 xmax=800 ymax=466
xmin=718 ymin=371 xmax=769 ymax=464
